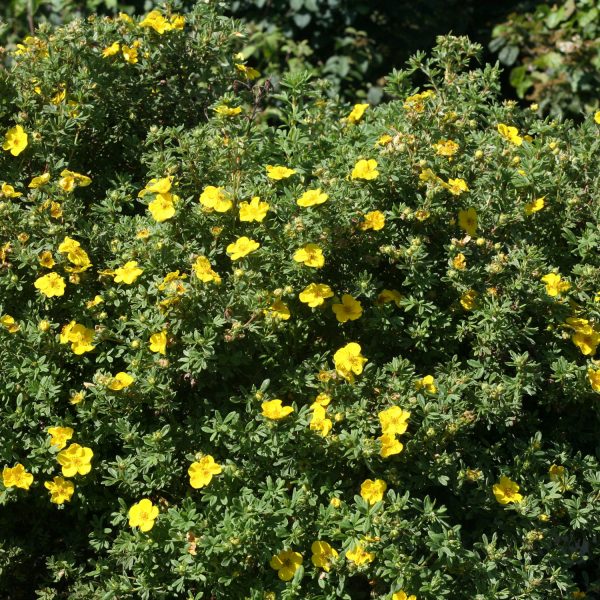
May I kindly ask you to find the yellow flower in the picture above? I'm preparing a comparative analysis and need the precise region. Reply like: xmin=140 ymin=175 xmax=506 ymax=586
xmin=416 ymin=375 xmax=437 ymax=394
xmin=2 ymin=463 xmax=34 ymax=490
xmin=169 ymin=15 xmax=185 ymax=30
xmin=235 ymin=63 xmax=260 ymax=79
xmin=333 ymin=342 xmax=367 ymax=381
xmin=433 ymin=139 xmax=459 ymax=156
xmin=541 ymin=273 xmax=570 ymax=297
xmin=58 ymin=169 xmax=91 ymax=192
xmin=3 ymin=125 xmax=28 ymax=156
xmin=414 ymin=208 xmax=430 ymax=221
xmin=47 ymin=426 xmax=74 ymax=450
xmin=588 ymin=368 xmax=600 ymax=392
xmin=403 ymin=90 xmax=435 ymax=113
xmin=214 ymin=104 xmax=242 ymax=117
xmin=465 ymin=468 xmax=482 ymax=482
xmin=445 ymin=178 xmax=469 ymax=196
xmin=299 ymin=282 xmax=334 ymax=307
xmin=460 ymin=289 xmax=478 ymax=311
xmin=50 ymin=86 xmax=67 ymax=105
xmin=392 ymin=591 xmax=417 ymax=600
xmin=138 ymin=176 xmax=172 ymax=196
xmin=0 ymin=242 xmax=12 ymax=265
xmin=524 ymin=196 xmax=545 ymax=215
xmin=351 ymin=159 xmax=379 ymax=180
xmin=314 ymin=392 xmax=331 ymax=407
xmin=297 ymin=188 xmax=329 ymax=207
xmin=148 ymin=193 xmax=176 ymax=222
xmin=199 ymin=185 xmax=233 ymax=212
xmin=192 ymin=256 xmax=221 ymax=284
xmin=376 ymin=134 xmax=393 ymax=146
xmin=377 ymin=289 xmax=403 ymax=307
xmin=311 ymin=541 xmax=338 ymax=571
xmin=121 ymin=44 xmax=138 ymax=64
xmin=0 ymin=314 xmax=19 ymax=333
xmin=139 ymin=10 xmax=174 ymax=34
xmin=548 ymin=464 xmax=565 ymax=482
xmin=57 ymin=236 xmax=92 ymax=272
xmin=270 ymin=550 xmax=303 ymax=581
xmin=309 ymin=403 xmax=332 ymax=437
xmin=50 ymin=202 xmax=62 ymax=219
xmin=565 ymin=317 xmax=591 ymax=333
xmin=86 ymin=295 xmax=103 ymax=309
xmin=102 ymin=42 xmax=120 ymax=57
xmin=359 ymin=210 xmax=385 ymax=231
xmin=14 ymin=36 xmax=48 ymax=58
xmin=379 ymin=433 xmax=404 ymax=458
xmin=59 ymin=321 xmax=95 ymax=354
xmin=346 ymin=103 xmax=369 ymax=124
xmin=379 ymin=406 xmax=410 ymax=436
xmin=239 ymin=196 xmax=269 ymax=222
xmin=262 ymin=399 xmax=294 ymax=420
xmin=572 ymin=328 xmax=600 ymax=356
xmin=595 ymin=111 xmax=600 ymax=124
xmin=28 ymin=173 xmax=51 ymax=188
xmin=44 ymin=476 xmax=75 ymax=504
xmin=360 ymin=479 xmax=387 ymax=504
xmin=332 ymin=294 xmax=363 ymax=323
xmin=452 ymin=253 xmax=466 ymax=270
xmin=38 ymin=319 xmax=51 ymax=332
xmin=34 ymin=272 xmax=66 ymax=298
xmin=266 ymin=165 xmax=296 ymax=180
xmin=107 ymin=372 xmax=134 ymax=391
xmin=492 ymin=475 xmax=523 ymax=504
xmin=128 ymin=498 xmax=159 ymax=532
xmin=293 ymin=243 xmax=325 ymax=268
xmin=1 ymin=183 xmax=21 ymax=197
xmin=57 ymin=443 xmax=93 ymax=477
xmin=419 ymin=168 xmax=441 ymax=184
xmin=458 ymin=208 xmax=478 ymax=236
xmin=113 ymin=261 xmax=143 ymax=284
xmin=497 ymin=123 xmax=523 ymax=146
xmin=149 ymin=331 xmax=167 ymax=355
xmin=188 ymin=455 xmax=222 ymax=489
xmin=264 ymin=299 xmax=291 ymax=320
xmin=226 ymin=236 xmax=260 ymax=260
xmin=346 ymin=541 xmax=375 ymax=565
xmin=70 ymin=391 xmax=85 ymax=405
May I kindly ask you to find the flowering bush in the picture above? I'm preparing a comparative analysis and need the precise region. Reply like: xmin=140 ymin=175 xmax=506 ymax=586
xmin=1 ymin=9 xmax=600 ymax=599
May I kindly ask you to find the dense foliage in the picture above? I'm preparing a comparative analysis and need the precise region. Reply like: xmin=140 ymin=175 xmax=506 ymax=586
xmin=491 ymin=0 xmax=600 ymax=118
xmin=1 ymin=0 xmax=536 ymax=101
xmin=1 ymin=4 xmax=600 ymax=599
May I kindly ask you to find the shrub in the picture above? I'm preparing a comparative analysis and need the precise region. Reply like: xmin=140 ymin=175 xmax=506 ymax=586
xmin=491 ymin=0 xmax=600 ymax=118
xmin=1 ymin=8 xmax=600 ymax=599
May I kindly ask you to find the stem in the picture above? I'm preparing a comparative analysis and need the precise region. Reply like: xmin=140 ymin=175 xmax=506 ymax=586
xmin=27 ymin=0 xmax=35 ymax=35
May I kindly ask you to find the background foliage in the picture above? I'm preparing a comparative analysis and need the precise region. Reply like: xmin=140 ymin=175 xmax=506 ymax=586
xmin=491 ymin=0 xmax=600 ymax=118
xmin=1 ymin=0 xmax=542 ymax=102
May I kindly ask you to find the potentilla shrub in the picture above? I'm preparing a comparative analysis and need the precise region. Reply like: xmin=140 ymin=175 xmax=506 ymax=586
xmin=0 ymin=14 xmax=599 ymax=600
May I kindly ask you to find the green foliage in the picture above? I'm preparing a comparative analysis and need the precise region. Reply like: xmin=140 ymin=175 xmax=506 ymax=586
xmin=491 ymin=0 xmax=600 ymax=118
xmin=1 ymin=8 xmax=600 ymax=599
xmin=226 ymin=0 xmax=538 ymax=102
xmin=2 ymin=0 xmax=537 ymax=104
